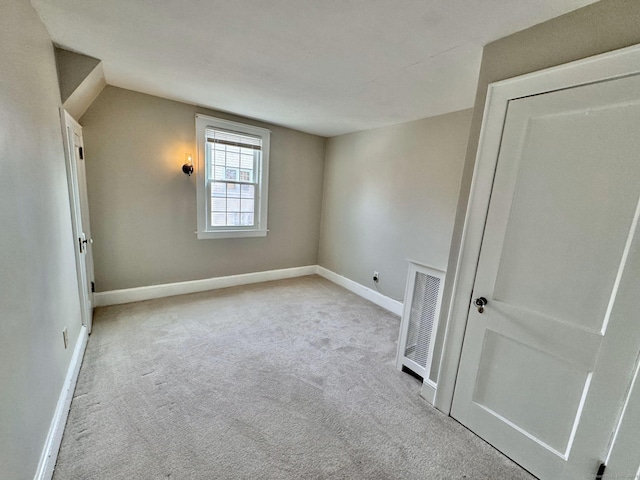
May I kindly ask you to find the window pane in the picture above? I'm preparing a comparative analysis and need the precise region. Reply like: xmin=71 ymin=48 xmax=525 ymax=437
xmin=227 ymin=183 xmax=241 ymax=198
xmin=240 ymin=198 xmax=254 ymax=213
xmin=212 ymin=182 xmax=226 ymax=197
xmin=212 ymin=198 xmax=226 ymax=211
xmin=214 ymin=148 xmax=226 ymax=166
xmin=225 ymin=168 xmax=238 ymax=181
xmin=226 ymin=151 xmax=240 ymax=168
xmin=227 ymin=198 xmax=240 ymax=212
xmin=240 ymin=154 xmax=254 ymax=170
xmin=226 ymin=213 xmax=240 ymax=226
xmin=214 ymin=166 xmax=225 ymax=180
xmin=211 ymin=213 xmax=226 ymax=226
xmin=239 ymin=170 xmax=252 ymax=182
xmin=241 ymin=185 xmax=254 ymax=198
xmin=241 ymin=213 xmax=254 ymax=226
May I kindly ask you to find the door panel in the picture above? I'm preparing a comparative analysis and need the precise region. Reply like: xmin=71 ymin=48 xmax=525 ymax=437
xmin=451 ymin=72 xmax=640 ymax=480
xmin=474 ymin=330 xmax=590 ymax=455
xmin=492 ymin=105 xmax=640 ymax=332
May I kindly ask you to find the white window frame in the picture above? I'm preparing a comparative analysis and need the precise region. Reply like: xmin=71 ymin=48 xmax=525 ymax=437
xmin=195 ymin=114 xmax=270 ymax=239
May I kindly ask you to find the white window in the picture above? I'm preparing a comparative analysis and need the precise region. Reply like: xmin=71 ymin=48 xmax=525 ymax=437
xmin=195 ymin=114 xmax=270 ymax=239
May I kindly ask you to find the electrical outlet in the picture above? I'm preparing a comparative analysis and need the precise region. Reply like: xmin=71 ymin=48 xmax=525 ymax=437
xmin=62 ymin=327 xmax=68 ymax=349
xmin=373 ymin=271 xmax=379 ymax=283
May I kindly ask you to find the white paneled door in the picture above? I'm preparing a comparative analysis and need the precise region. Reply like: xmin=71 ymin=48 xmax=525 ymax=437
xmin=451 ymin=71 xmax=640 ymax=479
xmin=61 ymin=110 xmax=95 ymax=334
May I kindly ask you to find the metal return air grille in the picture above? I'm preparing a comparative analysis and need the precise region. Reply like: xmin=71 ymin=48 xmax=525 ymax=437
xmin=396 ymin=261 xmax=446 ymax=394
xmin=404 ymin=272 xmax=440 ymax=369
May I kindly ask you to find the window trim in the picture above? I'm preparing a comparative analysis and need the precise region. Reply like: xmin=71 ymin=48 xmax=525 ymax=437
xmin=195 ymin=114 xmax=270 ymax=239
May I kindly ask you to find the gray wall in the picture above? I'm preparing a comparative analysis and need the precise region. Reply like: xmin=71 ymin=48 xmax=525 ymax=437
xmin=318 ymin=110 xmax=472 ymax=303
xmin=54 ymin=47 xmax=101 ymax=104
xmin=438 ymin=0 xmax=640 ymax=390
xmin=0 ymin=1 xmax=84 ymax=478
xmin=80 ymin=87 xmax=326 ymax=292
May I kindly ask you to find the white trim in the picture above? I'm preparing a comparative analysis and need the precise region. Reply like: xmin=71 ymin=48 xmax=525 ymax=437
xmin=420 ymin=379 xmax=437 ymax=405
xmin=94 ymin=266 xmax=317 ymax=306
xmin=195 ymin=114 xmax=272 ymax=134
xmin=196 ymin=229 xmax=268 ymax=239
xmin=94 ymin=265 xmax=404 ymax=314
xmin=315 ymin=266 xmax=403 ymax=315
xmin=34 ymin=326 xmax=89 ymax=480
xmin=435 ymin=42 xmax=640 ymax=415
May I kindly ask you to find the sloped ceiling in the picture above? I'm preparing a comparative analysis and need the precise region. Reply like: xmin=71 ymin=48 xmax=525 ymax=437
xmin=33 ymin=0 xmax=597 ymax=136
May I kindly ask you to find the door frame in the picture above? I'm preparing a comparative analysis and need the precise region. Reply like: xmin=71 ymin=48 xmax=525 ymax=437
xmin=60 ymin=108 xmax=94 ymax=333
xmin=434 ymin=42 xmax=640 ymax=415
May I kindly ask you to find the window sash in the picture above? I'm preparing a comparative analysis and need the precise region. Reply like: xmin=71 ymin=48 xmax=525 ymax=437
xmin=208 ymin=180 xmax=258 ymax=228
xmin=208 ymin=143 xmax=259 ymax=184
xmin=206 ymin=138 xmax=260 ymax=229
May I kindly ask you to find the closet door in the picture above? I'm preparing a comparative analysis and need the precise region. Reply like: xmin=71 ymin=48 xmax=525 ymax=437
xmin=451 ymin=72 xmax=640 ymax=480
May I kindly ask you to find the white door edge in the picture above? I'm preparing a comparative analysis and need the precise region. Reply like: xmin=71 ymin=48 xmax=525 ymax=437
xmin=435 ymin=42 xmax=640 ymax=415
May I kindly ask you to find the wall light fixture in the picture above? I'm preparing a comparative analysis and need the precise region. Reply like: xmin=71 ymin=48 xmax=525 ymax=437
xmin=182 ymin=153 xmax=194 ymax=176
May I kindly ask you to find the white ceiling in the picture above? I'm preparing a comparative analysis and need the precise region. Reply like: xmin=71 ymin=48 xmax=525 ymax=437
xmin=32 ymin=0 xmax=597 ymax=137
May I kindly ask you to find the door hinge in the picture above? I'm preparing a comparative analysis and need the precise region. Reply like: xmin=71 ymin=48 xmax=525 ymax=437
xmin=91 ymin=281 xmax=95 ymax=293
xmin=595 ymin=462 xmax=606 ymax=480
xmin=79 ymin=146 xmax=84 ymax=160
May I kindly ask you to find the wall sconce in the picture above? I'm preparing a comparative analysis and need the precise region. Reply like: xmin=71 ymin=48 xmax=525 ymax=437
xmin=182 ymin=153 xmax=194 ymax=176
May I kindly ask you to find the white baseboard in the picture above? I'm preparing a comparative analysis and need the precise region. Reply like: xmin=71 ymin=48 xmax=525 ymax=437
xmin=315 ymin=266 xmax=403 ymax=315
xmin=94 ymin=265 xmax=403 ymax=315
xmin=420 ymin=379 xmax=437 ymax=405
xmin=94 ymin=265 xmax=318 ymax=307
xmin=34 ymin=325 xmax=88 ymax=480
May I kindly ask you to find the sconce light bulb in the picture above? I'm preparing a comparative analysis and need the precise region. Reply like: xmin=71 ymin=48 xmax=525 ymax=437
xmin=182 ymin=153 xmax=194 ymax=176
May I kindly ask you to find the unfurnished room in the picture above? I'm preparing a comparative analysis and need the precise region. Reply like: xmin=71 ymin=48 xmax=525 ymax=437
xmin=2 ymin=0 xmax=640 ymax=479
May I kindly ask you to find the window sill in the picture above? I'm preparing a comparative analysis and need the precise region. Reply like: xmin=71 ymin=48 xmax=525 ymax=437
xmin=197 ymin=229 xmax=268 ymax=240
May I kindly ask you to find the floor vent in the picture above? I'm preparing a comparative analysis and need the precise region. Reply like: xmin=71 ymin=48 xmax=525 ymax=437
xmin=397 ymin=262 xmax=446 ymax=392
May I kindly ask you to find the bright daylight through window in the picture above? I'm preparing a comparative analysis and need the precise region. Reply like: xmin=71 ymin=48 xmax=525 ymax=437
xmin=195 ymin=115 xmax=270 ymax=239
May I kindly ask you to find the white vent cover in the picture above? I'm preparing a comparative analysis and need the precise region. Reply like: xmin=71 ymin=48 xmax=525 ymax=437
xmin=397 ymin=261 xmax=446 ymax=390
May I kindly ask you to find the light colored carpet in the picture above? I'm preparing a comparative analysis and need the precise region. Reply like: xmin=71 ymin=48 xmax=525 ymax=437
xmin=53 ymin=275 xmax=534 ymax=479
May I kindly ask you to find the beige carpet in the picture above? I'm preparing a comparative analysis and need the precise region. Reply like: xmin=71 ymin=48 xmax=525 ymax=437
xmin=53 ymin=275 xmax=534 ymax=479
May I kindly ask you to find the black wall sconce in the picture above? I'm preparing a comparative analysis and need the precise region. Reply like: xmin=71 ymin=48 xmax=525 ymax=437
xmin=182 ymin=153 xmax=194 ymax=176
